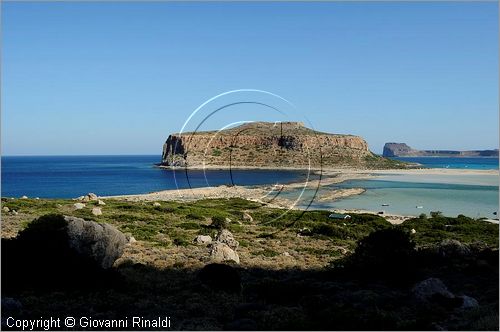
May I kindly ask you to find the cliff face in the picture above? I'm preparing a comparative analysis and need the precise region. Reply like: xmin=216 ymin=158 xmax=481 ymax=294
xmin=162 ymin=122 xmax=400 ymax=169
xmin=383 ymin=142 xmax=499 ymax=157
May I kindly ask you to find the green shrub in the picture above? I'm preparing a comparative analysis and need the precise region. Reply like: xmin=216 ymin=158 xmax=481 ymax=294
xmin=311 ymin=223 xmax=349 ymax=239
xmin=430 ymin=211 xmax=443 ymax=218
xmin=210 ymin=215 xmax=227 ymax=229
xmin=186 ymin=212 xmax=204 ymax=220
xmin=178 ymin=222 xmax=201 ymax=230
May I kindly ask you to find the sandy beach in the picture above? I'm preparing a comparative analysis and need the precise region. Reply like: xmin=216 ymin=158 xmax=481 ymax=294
xmin=107 ymin=167 xmax=498 ymax=224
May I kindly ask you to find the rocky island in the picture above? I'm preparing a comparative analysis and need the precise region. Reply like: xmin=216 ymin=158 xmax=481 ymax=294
xmin=383 ymin=143 xmax=499 ymax=157
xmin=162 ymin=122 xmax=404 ymax=169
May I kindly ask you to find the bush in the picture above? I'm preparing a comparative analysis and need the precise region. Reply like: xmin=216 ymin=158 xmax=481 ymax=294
xmin=344 ymin=228 xmax=416 ymax=283
xmin=430 ymin=211 xmax=443 ymax=218
xmin=311 ymin=223 xmax=349 ymax=239
xmin=210 ymin=215 xmax=227 ymax=229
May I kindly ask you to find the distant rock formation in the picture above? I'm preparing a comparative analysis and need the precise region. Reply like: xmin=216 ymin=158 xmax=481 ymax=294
xmin=161 ymin=122 xmax=402 ymax=169
xmin=383 ymin=143 xmax=499 ymax=157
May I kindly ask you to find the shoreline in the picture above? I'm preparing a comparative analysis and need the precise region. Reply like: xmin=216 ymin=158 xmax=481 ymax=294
xmin=105 ymin=167 xmax=498 ymax=224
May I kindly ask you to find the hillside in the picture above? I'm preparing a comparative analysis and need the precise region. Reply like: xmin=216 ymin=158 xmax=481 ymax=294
xmin=161 ymin=122 xmax=404 ymax=169
xmin=383 ymin=143 xmax=499 ymax=158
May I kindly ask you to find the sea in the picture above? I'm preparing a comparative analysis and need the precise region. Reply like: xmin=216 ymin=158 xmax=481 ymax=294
xmin=0 ymin=155 xmax=307 ymax=198
xmin=316 ymin=157 xmax=499 ymax=218
xmin=1 ymin=155 xmax=498 ymax=218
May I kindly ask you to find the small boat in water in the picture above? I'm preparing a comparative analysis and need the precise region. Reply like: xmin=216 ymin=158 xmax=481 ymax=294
xmin=382 ymin=203 xmax=389 ymax=206
xmin=416 ymin=206 xmax=423 ymax=209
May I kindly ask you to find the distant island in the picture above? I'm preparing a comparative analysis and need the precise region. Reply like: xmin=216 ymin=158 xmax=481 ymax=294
xmin=161 ymin=122 xmax=405 ymax=169
xmin=383 ymin=143 xmax=499 ymax=158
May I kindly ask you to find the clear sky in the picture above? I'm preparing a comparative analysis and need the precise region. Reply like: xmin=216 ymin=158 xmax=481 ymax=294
xmin=2 ymin=1 xmax=498 ymax=155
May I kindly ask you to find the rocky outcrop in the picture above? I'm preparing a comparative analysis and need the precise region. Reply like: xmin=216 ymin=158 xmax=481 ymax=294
xmin=194 ymin=235 xmax=212 ymax=245
xmin=215 ymin=229 xmax=239 ymax=250
xmin=2 ymin=214 xmax=127 ymax=292
xmin=161 ymin=122 xmax=394 ymax=168
xmin=64 ymin=216 xmax=128 ymax=269
xmin=383 ymin=142 xmax=499 ymax=157
xmin=210 ymin=242 xmax=240 ymax=264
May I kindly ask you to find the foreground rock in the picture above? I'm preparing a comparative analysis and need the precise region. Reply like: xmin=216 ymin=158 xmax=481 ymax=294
xmin=64 ymin=216 xmax=127 ymax=269
xmin=412 ymin=278 xmax=454 ymax=304
xmin=194 ymin=235 xmax=212 ymax=245
xmin=210 ymin=242 xmax=240 ymax=264
xmin=2 ymin=214 xmax=128 ymax=292
xmin=215 ymin=229 xmax=239 ymax=249
xmin=437 ymin=239 xmax=471 ymax=258
xmin=73 ymin=203 xmax=85 ymax=210
xmin=412 ymin=277 xmax=478 ymax=310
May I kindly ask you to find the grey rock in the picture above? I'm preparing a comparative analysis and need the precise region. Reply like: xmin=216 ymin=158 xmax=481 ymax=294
xmin=1 ymin=297 xmax=22 ymax=312
xmin=97 ymin=200 xmax=106 ymax=206
xmin=194 ymin=235 xmax=212 ymax=245
xmin=210 ymin=242 xmax=239 ymax=264
xmin=64 ymin=216 xmax=128 ymax=269
xmin=153 ymin=202 xmax=161 ymax=207
xmin=11 ymin=210 xmax=18 ymax=216
xmin=438 ymin=239 xmax=470 ymax=257
xmin=2 ymin=206 xmax=10 ymax=213
xmin=21 ymin=196 xmax=28 ymax=199
xmin=242 ymin=212 xmax=253 ymax=222
xmin=87 ymin=193 xmax=98 ymax=200
xmin=459 ymin=295 xmax=479 ymax=309
xmin=73 ymin=203 xmax=85 ymax=210
xmin=412 ymin=278 xmax=454 ymax=303
xmin=215 ymin=229 xmax=239 ymax=250
xmin=91 ymin=207 xmax=102 ymax=216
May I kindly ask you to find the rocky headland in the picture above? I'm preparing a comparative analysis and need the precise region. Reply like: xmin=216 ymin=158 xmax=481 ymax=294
xmin=383 ymin=142 xmax=499 ymax=158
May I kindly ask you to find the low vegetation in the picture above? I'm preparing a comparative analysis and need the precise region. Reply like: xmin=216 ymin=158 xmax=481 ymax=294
xmin=1 ymin=197 xmax=498 ymax=330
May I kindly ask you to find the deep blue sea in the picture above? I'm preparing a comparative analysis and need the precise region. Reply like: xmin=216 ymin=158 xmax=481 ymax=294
xmin=0 ymin=155 xmax=307 ymax=198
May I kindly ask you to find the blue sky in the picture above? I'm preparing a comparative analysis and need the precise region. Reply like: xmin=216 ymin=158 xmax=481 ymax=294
xmin=2 ymin=1 xmax=498 ymax=155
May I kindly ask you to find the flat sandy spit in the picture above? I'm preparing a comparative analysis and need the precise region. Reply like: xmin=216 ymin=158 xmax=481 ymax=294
xmin=107 ymin=168 xmax=498 ymax=225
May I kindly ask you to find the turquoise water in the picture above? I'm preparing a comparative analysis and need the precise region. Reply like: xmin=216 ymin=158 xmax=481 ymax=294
xmin=298 ymin=157 xmax=499 ymax=218
xmin=392 ymin=156 xmax=498 ymax=170
xmin=313 ymin=179 xmax=498 ymax=218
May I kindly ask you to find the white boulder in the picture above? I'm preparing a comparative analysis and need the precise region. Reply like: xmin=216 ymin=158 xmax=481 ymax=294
xmin=210 ymin=242 xmax=240 ymax=264
xmin=194 ymin=235 xmax=212 ymax=245
xmin=73 ymin=203 xmax=86 ymax=210
xmin=215 ymin=229 xmax=239 ymax=250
